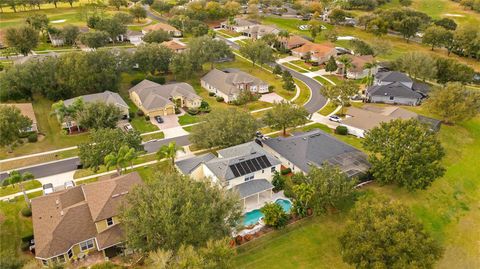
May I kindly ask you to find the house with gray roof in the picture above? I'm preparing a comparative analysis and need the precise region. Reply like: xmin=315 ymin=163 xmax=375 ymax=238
xmin=201 ymin=68 xmax=269 ymax=103
xmin=366 ymin=71 xmax=430 ymax=106
xmin=242 ymin=25 xmax=280 ymax=39
xmin=175 ymin=141 xmax=282 ymax=209
xmin=220 ymin=18 xmax=257 ymax=33
xmin=262 ymin=129 xmax=369 ymax=177
xmin=129 ymin=80 xmax=201 ymax=117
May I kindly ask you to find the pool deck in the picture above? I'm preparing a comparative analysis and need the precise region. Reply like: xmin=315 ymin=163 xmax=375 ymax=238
xmin=243 ymin=191 xmax=288 ymax=213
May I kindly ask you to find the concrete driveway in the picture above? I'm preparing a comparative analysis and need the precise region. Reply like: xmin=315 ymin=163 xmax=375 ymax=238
xmin=150 ymin=114 xmax=180 ymax=129
xmin=260 ymin=93 xmax=285 ymax=103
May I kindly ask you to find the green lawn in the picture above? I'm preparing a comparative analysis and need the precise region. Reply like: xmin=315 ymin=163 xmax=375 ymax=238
xmin=234 ymin=116 xmax=480 ymax=268
xmin=283 ymin=62 xmax=308 ymax=73
xmin=141 ymin=132 xmax=165 ymax=142
xmin=318 ymin=102 xmax=338 ymax=116
xmin=292 ymin=79 xmax=311 ymax=106
xmin=0 ymin=180 xmax=42 ymax=197
xmin=178 ymin=114 xmax=201 ymax=126
xmin=290 ymin=60 xmax=320 ymax=72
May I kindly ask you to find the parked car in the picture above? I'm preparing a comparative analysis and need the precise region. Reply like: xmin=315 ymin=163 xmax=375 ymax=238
xmin=64 ymin=180 xmax=75 ymax=189
xmin=155 ymin=116 xmax=164 ymax=123
xmin=124 ymin=123 xmax=133 ymax=132
xmin=42 ymin=183 xmax=54 ymax=195
xmin=328 ymin=115 xmax=341 ymax=122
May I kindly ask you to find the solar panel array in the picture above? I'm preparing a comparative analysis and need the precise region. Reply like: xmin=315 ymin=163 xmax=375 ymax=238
xmin=229 ymin=155 xmax=272 ymax=177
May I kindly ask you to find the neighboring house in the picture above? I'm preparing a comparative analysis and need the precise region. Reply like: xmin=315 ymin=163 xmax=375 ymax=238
xmin=341 ymin=105 xmax=441 ymax=138
xmin=125 ymin=30 xmax=144 ymax=46
xmin=48 ymin=31 xmax=65 ymax=47
xmin=13 ymin=52 xmax=59 ymax=65
xmin=175 ymin=141 xmax=282 ymax=208
xmin=2 ymin=103 xmax=38 ymax=132
xmin=242 ymin=25 xmax=280 ymax=39
xmin=365 ymin=71 xmax=429 ymax=106
xmin=278 ymin=35 xmax=310 ymax=50
xmin=291 ymin=42 xmax=337 ymax=64
xmin=31 ymin=172 xmax=143 ymax=267
xmin=262 ymin=129 xmax=370 ymax=177
xmin=129 ymin=80 xmax=201 ymax=117
xmin=220 ymin=18 xmax=257 ymax=33
xmin=201 ymin=68 xmax=269 ymax=103
xmin=161 ymin=40 xmax=187 ymax=53
xmin=142 ymin=23 xmax=182 ymax=37
xmin=338 ymin=55 xmax=377 ymax=79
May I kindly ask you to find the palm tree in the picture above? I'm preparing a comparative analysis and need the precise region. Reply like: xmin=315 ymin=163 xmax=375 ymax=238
xmin=51 ymin=98 xmax=84 ymax=133
xmin=156 ymin=142 xmax=185 ymax=170
xmin=337 ymin=55 xmax=353 ymax=78
xmin=104 ymin=146 xmax=137 ymax=175
xmin=4 ymin=171 xmax=34 ymax=208
xmin=363 ymin=61 xmax=378 ymax=86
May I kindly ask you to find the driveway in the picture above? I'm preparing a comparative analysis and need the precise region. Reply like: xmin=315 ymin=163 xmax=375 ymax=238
xmin=163 ymin=126 xmax=189 ymax=139
xmin=260 ymin=93 xmax=285 ymax=103
xmin=150 ymin=114 xmax=180 ymax=129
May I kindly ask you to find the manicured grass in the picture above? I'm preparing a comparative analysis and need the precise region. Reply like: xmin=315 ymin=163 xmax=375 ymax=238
xmin=292 ymin=78 xmax=311 ymax=106
xmin=283 ymin=62 xmax=308 ymax=73
xmin=130 ymin=117 xmax=159 ymax=133
xmin=0 ymin=148 xmax=78 ymax=171
xmin=0 ymin=180 xmax=42 ymax=197
xmin=178 ymin=114 xmax=200 ymax=126
xmin=182 ymin=126 xmax=194 ymax=133
xmin=141 ymin=132 xmax=165 ymax=142
xmin=217 ymin=29 xmax=241 ymax=37
xmin=318 ymin=102 xmax=338 ymax=116
xmin=290 ymin=60 xmax=320 ymax=72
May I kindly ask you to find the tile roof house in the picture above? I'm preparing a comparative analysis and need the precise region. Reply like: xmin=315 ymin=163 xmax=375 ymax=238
xmin=161 ymin=40 xmax=187 ymax=53
xmin=262 ymin=129 xmax=370 ymax=177
xmin=31 ymin=172 xmax=143 ymax=267
xmin=278 ymin=35 xmax=310 ymax=50
xmin=129 ymin=80 xmax=201 ymax=117
xmin=142 ymin=23 xmax=182 ymax=37
xmin=341 ymin=105 xmax=441 ymax=138
xmin=175 ymin=142 xmax=282 ymax=209
xmin=291 ymin=42 xmax=337 ymax=64
xmin=2 ymin=103 xmax=38 ymax=132
xmin=338 ymin=55 xmax=378 ymax=79
xmin=366 ymin=71 xmax=430 ymax=106
xmin=201 ymin=68 xmax=269 ymax=103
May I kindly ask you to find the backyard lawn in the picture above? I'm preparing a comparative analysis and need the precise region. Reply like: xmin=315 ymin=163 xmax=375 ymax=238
xmin=178 ymin=114 xmax=200 ymax=126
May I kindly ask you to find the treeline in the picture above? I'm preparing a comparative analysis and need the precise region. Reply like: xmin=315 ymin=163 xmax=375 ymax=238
xmin=451 ymin=0 xmax=480 ymax=12
xmin=0 ymin=0 xmax=78 ymax=12
xmin=153 ymin=0 xmax=241 ymax=21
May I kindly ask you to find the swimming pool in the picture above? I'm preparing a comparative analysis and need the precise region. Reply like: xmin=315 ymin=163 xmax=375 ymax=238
xmin=243 ymin=199 xmax=292 ymax=226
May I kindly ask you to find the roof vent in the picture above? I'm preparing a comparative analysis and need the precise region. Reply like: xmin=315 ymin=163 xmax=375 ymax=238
xmin=55 ymin=199 xmax=60 ymax=205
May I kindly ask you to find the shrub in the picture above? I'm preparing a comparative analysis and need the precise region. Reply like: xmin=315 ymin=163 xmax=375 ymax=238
xmin=21 ymin=207 xmax=32 ymax=217
xmin=187 ymin=108 xmax=199 ymax=115
xmin=199 ymin=106 xmax=211 ymax=113
xmin=130 ymin=78 xmax=144 ymax=86
xmin=128 ymin=111 xmax=136 ymax=119
xmin=144 ymin=115 xmax=150 ymax=121
xmin=272 ymin=171 xmax=285 ymax=192
xmin=335 ymin=125 xmax=348 ymax=135
xmin=0 ymin=251 xmax=24 ymax=269
xmin=136 ymin=110 xmax=145 ymax=117
xmin=280 ymin=167 xmax=292 ymax=175
xmin=216 ymin=96 xmax=224 ymax=102
xmin=268 ymin=85 xmax=275 ymax=92
xmin=146 ymin=75 xmax=165 ymax=84
xmin=175 ymin=107 xmax=181 ymax=114
xmin=20 ymin=241 xmax=30 ymax=252
xmin=208 ymin=92 xmax=215 ymax=97
xmin=27 ymin=133 xmax=37 ymax=143
xmin=260 ymin=202 xmax=288 ymax=229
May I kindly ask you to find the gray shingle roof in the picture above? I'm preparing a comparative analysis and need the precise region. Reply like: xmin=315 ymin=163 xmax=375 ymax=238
xmin=201 ymin=68 xmax=268 ymax=96
xmin=375 ymin=71 xmax=412 ymax=83
xmin=232 ymin=179 xmax=273 ymax=198
xmin=367 ymin=82 xmax=423 ymax=99
xmin=64 ymin=91 xmax=129 ymax=109
xmin=175 ymin=153 xmax=216 ymax=174
xmin=263 ymin=129 xmax=369 ymax=173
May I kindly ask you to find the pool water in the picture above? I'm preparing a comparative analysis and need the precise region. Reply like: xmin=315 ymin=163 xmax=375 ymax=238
xmin=243 ymin=199 xmax=292 ymax=226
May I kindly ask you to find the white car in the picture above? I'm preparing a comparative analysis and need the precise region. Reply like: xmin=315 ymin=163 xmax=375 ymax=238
xmin=328 ymin=115 xmax=342 ymax=122
xmin=124 ymin=123 xmax=133 ymax=132
xmin=64 ymin=180 xmax=75 ymax=189
xmin=42 ymin=183 xmax=54 ymax=195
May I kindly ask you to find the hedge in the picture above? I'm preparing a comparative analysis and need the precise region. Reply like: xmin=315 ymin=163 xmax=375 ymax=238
xmin=216 ymin=96 xmax=224 ymax=102
xmin=335 ymin=125 xmax=348 ymax=135
xmin=27 ymin=133 xmax=38 ymax=143
xmin=280 ymin=168 xmax=292 ymax=175
xmin=21 ymin=207 xmax=32 ymax=217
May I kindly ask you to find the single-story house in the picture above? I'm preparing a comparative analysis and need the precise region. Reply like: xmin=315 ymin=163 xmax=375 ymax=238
xmin=291 ymin=42 xmax=337 ymax=64
xmin=366 ymin=71 xmax=430 ymax=106
xmin=31 ymin=172 xmax=143 ymax=267
xmin=13 ymin=52 xmax=59 ymax=65
xmin=220 ymin=18 xmax=257 ymax=33
xmin=262 ymin=129 xmax=370 ymax=177
xmin=161 ymin=40 xmax=187 ymax=53
xmin=201 ymin=68 xmax=269 ymax=103
xmin=242 ymin=25 xmax=280 ymax=39
xmin=48 ymin=31 xmax=65 ymax=47
xmin=278 ymin=35 xmax=310 ymax=50
xmin=2 ymin=103 xmax=38 ymax=132
xmin=175 ymin=141 xmax=282 ymax=209
xmin=129 ymin=80 xmax=201 ymax=117
xmin=142 ymin=23 xmax=182 ymax=37
xmin=341 ymin=105 xmax=441 ymax=138
xmin=125 ymin=30 xmax=144 ymax=46
xmin=338 ymin=55 xmax=377 ymax=79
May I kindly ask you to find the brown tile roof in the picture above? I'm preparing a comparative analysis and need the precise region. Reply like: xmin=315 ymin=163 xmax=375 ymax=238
xmin=345 ymin=55 xmax=375 ymax=73
xmin=292 ymin=42 xmax=336 ymax=56
xmin=2 ymin=103 xmax=37 ymax=124
xmin=143 ymin=22 xmax=178 ymax=33
xmin=280 ymin=35 xmax=310 ymax=49
xmin=161 ymin=40 xmax=186 ymax=51
xmin=96 ymin=224 xmax=124 ymax=250
xmin=31 ymin=172 xmax=143 ymax=259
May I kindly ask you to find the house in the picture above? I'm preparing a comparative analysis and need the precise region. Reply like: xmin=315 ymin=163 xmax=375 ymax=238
xmin=262 ymin=129 xmax=369 ymax=177
xmin=142 ymin=23 xmax=182 ymax=37
xmin=242 ymin=25 xmax=280 ymax=39
xmin=2 ymin=103 xmax=38 ymax=132
xmin=201 ymin=68 xmax=269 ymax=103
xmin=161 ymin=40 xmax=187 ymax=53
xmin=129 ymin=80 xmax=201 ymax=117
xmin=338 ymin=55 xmax=377 ymax=79
xmin=13 ymin=52 xmax=59 ymax=65
xmin=278 ymin=35 xmax=310 ymax=50
xmin=48 ymin=31 xmax=65 ymax=47
xmin=31 ymin=172 xmax=143 ymax=267
xmin=291 ymin=42 xmax=337 ymax=64
xmin=365 ymin=71 xmax=430 ymax=105
xmin=341 ymin=105 xmax=441 ymax=138
xmin=220 ymin=18 xmax=257 ymax=33
xmin=175 ymin=141 xmax=282 ymax=208
xmin=125 ymin=30 xmax=144 ymax=46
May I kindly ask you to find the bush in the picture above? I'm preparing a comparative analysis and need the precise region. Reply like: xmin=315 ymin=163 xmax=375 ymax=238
xmin=128 ymin=111 xmax=136 ymax=119
xmin=272 ymin=171 xmax=285 ymax=192
xmin=261 ymin=202 xmax=288 ymax=229
xmin=216 ymin=96 xmax=224 ymax=102
xmin=187 ymin=108 xmax=199 ymax=115
xmin=130 ymin=78 xmax=144 ymax=86
xmin=20 ymin=241 xmax=30 ymax=252
xmin=281 ymin=167 xmax=292 ymax=175
xmin=146 ymin=75 xmax=165 ymax=84
xmin=27 ymin=133 xmax=37 ymax=143
xmin=144 ymin=115 xmax=150 ymax=121
xmin=208 ymin=92 xmax=215 ymax=97
xmin=0 ymin=252 xmax=23 ymax=269
xmin=175 ymin=107 xmax=181 ymax=114
xmin=335 ymin=125 xmax=348 ymax=135
xmin=268 ymin=85 xmax=275 ymax=92
xmin=21 ymin=207 xmax=32 ymax=217
xmin=136 ymin=110 xmax=145 ymax=117
xmin=199 ymin=106 xmax=211 ymax=113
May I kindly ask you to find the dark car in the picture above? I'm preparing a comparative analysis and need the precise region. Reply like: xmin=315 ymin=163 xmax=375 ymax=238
xmin=155 ymin=116 xmax=164 ymax=123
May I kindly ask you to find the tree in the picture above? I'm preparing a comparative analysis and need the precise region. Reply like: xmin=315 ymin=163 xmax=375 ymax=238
xmin=0 ymin=105 xmax=32 ymax=152
xmin=399 ymin=0 xmax=412 ymax=6
xmin=121 ymin=172 xmax=242 ymax=253
xmin=3 ymin=170 xmax=34 ymax=207
xmin=78 ymin=128 xmax=143 ymax=172
xmin=187 ymin=36 xmax=233 ymax=70
xmin=25 ymin=14 xmax=49 ymax=37
xmin=349 ymin=39 xmax=374 ymax=56
xmin=273 ymin=64 xmax=283 ymax=75
xmin=156 ymin=142 xmax=185 ymax=170
xmin=329 ymin=9 xmax=348 ymax=24
xmin=4 ymin=26 xmax=39 ymax=56
xmin=262 ymin=101 xmax=309 ymax=136
xmin=190 ymin=108 xmax=258 ymax=149
xmin=397 ymin=16 xmax=421 ymax=42
xmin=61 ymin=24 xmax=80 ymax=46
xmin=76 ymin=102 xmax=123 ymax=130
xmin=96 ymin=18 xmax=127 ymax=43
xmin=434 ymin=17 xmax=457 ymax=30
xmin=394 ymin=52 xmax=437 ymax=81
xmin=320 ymin=80 xmax=359 ymax=114
xmin=51 ymin=99 xmax=79 ymax=133
xmin=363 ymin=61 xmax=378 ymax=86
xmin=426 ymin=83 xmax=480 ymax=124
xmin=291 ymin=183 xmax=314 ymax=217
xmin=108 ymin=0 xmax=127 ymax=10
xmin=325 ymin=56 xmax=338 ymax=73
xmin=260 ymin=202 xmax=288 ymax=229
xmin=281 ymin=70 xmax=296 ymax=91
xmin=339 ymin=196 xmax=443 ymax=268
xmin=271 ymin=171 xmax=285 ymax=192
xmin=239 ymin=40 xmax=274 ymax=67
xmin=247 ymin=3 xmax=260 ymax=20
xmin=371 ymin=38 xmax=392 ymax=56
xmin=134 ymin=43 xmax=173 ymax=74
xmin=170 ymin=52 xmax=194 ymax=80
xmin=130 ymin=5 xmax=147 ymax=22
xmin=79 ymin=31 xmax=109 ymax=49
xmin=363 ymin=119 xmax=445 ymax=190
xmin=104 ymin=145 xmax=137 ymax=175
xmin=422 ymin=25 xmax=450 ymax=50
xmin=434 ymin=57 xmax=475 ymax=84
xmin=308 ymin=20 xmax=322 ymax=40
xmin=143 ymin=30 xmax=171 ymax=43
xmin=113 ymin=12 xmax=134 ymax=25
xmin=337 ymin=55 xmax=352 ymax=77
